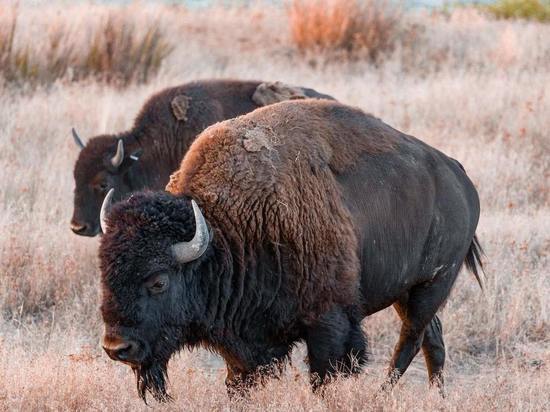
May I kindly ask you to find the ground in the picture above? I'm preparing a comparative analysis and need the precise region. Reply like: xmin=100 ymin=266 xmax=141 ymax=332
xmin=0 ymin=3 xmax=548 ymax=411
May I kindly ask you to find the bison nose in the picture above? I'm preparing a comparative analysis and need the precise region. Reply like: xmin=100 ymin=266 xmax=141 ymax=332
xmin=71 ymin=220 xmax=99 ymax=237
xmin=70 ymin=221 xmax=88 ymax=234
xmin=102 ymin=339 xmax=141 ymax=364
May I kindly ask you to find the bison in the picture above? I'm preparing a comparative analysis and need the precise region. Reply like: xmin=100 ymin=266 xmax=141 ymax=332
xmin=98 ymin=99 xmax=483 ymax=402
xmin=70 ymin=79 xmax=333 ymax=236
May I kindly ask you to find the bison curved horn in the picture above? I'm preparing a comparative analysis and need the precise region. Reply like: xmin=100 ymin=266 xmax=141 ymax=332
xmin=100 ymin=188 xmax=115 ymax=234
xmin=71 ymin=128 xmax=85 ymax=150
xmin=172 ymin=200 xmax=210 ymax=263
xmin=111 ymin=140 xmax=125 ymax=168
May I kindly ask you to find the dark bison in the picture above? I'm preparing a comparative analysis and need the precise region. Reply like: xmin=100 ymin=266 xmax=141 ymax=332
xmin=70 ymin=79 xmax=334 ymax=236
xmin=98 ymin=100 xmax=483 ymax=402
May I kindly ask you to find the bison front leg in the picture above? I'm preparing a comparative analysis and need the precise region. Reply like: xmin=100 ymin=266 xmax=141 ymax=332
xmin=225 ymin=364 xmax=258 ymax=400
xmin=305 ymin=307 xmax=367 ymax=391
xmin=224 ymin=351 xmax=290 ymax=399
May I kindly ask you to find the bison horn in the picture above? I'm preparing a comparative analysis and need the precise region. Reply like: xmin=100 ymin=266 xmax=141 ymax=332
xmin=71 ymin=128 xmax=85 ymax=150
xmin=111 ymin=140 xmax=125 ymax=168
xmin=100 ymin=188 xmax=115 ymax=234
xmin=172 ymin=200 xmax=210 ymax=263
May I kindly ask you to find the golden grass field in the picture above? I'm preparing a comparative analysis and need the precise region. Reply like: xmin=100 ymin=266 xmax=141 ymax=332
xmin=0 ymin=2 xmax=549 ymax=410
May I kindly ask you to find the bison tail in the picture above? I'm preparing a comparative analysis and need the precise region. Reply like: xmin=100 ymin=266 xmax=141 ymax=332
xmin=464 ymin=234 xmax=485 ymax=290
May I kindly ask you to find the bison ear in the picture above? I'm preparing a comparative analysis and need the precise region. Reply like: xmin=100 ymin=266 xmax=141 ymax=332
xmin=129 ymin=149 xmax=142 ymax=162
xmin=112 ymin=148 xmax=142 ymax=174
xmin=171 ymin=94 xmax=191 ymax=122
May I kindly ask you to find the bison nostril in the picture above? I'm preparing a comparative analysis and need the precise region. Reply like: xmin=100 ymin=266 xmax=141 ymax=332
xmin=114 ymin=344 xmax=131 ymax=360
xmin=103 ymin=340 xmax=140 ymax=363
xmin=71 ymin=222 xmax=88 ymax=234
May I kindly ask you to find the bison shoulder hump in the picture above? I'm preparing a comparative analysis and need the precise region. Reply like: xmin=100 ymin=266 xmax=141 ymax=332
xmin=252 ymin=81 xmax=307 ymax=106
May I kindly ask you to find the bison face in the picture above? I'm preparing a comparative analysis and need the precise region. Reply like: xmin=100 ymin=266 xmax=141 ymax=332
xmin=71 ymin=131 xmax=141 ymax=237
xmin=99 ymin=192 xmax=211 ymax=402
xmin=101 ymin=265 xmax=187 ymax=402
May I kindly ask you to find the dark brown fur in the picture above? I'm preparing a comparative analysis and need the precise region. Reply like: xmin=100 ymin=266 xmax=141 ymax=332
xmin=71 ymin=80 xmax=334 ymax=236
xmin=166 ymin=100 xmax=398 ymax=319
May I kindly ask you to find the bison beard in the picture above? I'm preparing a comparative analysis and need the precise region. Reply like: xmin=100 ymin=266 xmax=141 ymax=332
xmin=134 ymin=360 xmax=171 ymax=403
xmin=133 ymin=326 xmax=187 ymax=403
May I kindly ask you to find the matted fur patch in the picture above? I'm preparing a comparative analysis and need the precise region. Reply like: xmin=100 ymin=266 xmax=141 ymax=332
xmin=243 ymin=127 xmax=282 ymax=152
xmin=171 ymin=94 xmax=192 ymax=121
xmin=252 ymin=81 xmax=307 ymax=106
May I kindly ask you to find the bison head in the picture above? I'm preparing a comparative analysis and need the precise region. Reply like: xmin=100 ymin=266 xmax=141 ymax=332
xmin=98 ymin=190 xmax=211 ymax=402
xmin=71 ymin=129 xmax=141 ymax=236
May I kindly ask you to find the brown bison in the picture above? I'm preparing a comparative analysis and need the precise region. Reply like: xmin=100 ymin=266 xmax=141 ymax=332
xmin=70 ymin=79 xmax=334 ymax=236
xmin=98 ymin=100 xmax=483 ymax=402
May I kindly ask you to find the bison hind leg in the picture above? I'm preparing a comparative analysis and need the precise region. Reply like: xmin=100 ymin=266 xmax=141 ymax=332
xmin=422 ymin=315 xmax=446 ymax=395
xmin=385 ymin=264 xmax=460 ymax=395
xmin=305 ymin=307 xmax=368 ymax=391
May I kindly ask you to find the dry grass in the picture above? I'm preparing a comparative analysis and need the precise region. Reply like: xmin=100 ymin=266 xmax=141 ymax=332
xmin=0 ymin=2 xmax=549 ymax=411
xmin=288 ymin=0 xmax=402 ymax=60
xmin=0 ymin=4 xmax=172 ymax=87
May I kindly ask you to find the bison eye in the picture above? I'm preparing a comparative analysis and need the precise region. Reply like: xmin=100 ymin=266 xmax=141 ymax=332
xmin=145 ymin=273 xmax=169 ymax=295
xmin=95 ymin=181 xmax=109 ymax=194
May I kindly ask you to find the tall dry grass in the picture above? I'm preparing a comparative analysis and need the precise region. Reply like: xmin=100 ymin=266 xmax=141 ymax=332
xmin=0 ymin=4 xmax=172 ymax=87
xmin=0 ymin=2 xmax=549 ymax=411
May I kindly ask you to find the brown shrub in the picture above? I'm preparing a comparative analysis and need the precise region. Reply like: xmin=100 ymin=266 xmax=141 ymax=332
xmin=288 ymin=0 xmax=402 ymax=60
xmin=83 ymin=14 xmax=172 ymax=85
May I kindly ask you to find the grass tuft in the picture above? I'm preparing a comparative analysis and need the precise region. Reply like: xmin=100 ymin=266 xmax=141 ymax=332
xmin=287 ymin=0 xmax=403 ymax=60
xmin=0 ymin=7 xmax=172 ymax=87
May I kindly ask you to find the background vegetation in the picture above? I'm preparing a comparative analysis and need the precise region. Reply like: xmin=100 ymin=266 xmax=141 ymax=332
xmin=486 ymin=0 xmax=550 ymax=22
xmin=0 ymin=5 xmax=171 ymax=87
xmin=0 ymin=1 xmax=548 ymax=410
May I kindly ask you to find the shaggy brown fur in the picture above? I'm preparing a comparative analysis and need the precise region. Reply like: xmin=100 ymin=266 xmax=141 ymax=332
xmin=252 ymin=81 xmax=308 ymax=105
xmin=166 ymin=99 xmax=397 ymax=319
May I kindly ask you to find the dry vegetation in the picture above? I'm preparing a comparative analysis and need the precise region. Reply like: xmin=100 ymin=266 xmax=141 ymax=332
xmin=486 ymin=0 xmax=550 ymax=22
xmin=288 ymin=0 xmax=403 ymax=60
xmin=0 ymin=4 xmax=171 ymax=87
xmin=0 ymin=1 xmax=549 ymax=411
